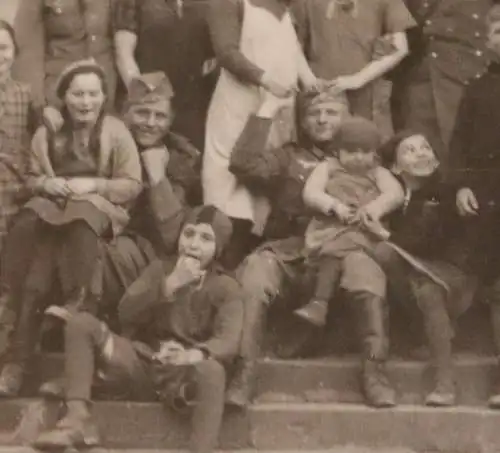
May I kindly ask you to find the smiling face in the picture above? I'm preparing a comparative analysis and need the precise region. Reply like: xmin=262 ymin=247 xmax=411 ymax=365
xmin=0 ymin=29 xmax=15 ymax=79
xmin=126 ymin=98 xmax=173 ymax=148
xmin=393 ymin=134 xmax=439 ymax=177
xmin=64 ymin=72 xmax=106 ymax=126
xmin=177 ymin=223 xmax=217 ymax=269
xmin=302 ymin=101 xmax=348 ymax=143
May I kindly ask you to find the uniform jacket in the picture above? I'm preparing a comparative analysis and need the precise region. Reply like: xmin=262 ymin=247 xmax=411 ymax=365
xmin=394 ymin=0 xmax=492 ymax=147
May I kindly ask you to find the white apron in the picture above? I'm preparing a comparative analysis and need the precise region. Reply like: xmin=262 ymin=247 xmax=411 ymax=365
xmin=203 ymin=0 xmax=300 ymax=234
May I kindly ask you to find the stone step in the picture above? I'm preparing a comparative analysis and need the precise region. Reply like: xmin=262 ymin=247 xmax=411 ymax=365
xmin=0 ymin=448 xmax=433 ymax=453
xmin=0 ymin=399 xmax=499 ymax=452
xmin=23 ymin=354 xmax=498 ymax=406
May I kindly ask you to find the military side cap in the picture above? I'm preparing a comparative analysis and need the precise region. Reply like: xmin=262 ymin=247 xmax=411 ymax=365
xmin=127 ymin=72 xmax=174 ymax=105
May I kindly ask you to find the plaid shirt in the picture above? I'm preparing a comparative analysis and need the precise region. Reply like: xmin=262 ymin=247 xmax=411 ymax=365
xmin=0 ymin=78 xmax=36 ymax=250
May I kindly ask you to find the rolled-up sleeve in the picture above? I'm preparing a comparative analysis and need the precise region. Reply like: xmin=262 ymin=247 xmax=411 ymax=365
xmin=382 ymin=0 xmax=417 ymax=34
xmin=209 ymin=0 xmax=264 ymax=85
xmin=113 ymin=0 xmax=138 ymax=33
xmin=95 ymin=118 xmax=142 ymax=204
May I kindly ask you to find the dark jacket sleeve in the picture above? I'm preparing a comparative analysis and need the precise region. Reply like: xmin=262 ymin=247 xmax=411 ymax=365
xmin=208 ymin=0 xmax=264 ymax=85
xmin=229 ymin=114 xmax=292 ymax=193
xmin=448 ymin=83 xmax=476 ymax=189
xmin=197 ymin=276 xmax=244 ymax=361
xmin=147 ymin=176 xmax=187 ymax=255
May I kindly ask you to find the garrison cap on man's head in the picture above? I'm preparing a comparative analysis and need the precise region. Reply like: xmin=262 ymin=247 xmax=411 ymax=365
xmin=127 ymin=72 xmax=174 ymax=106
xmin=301 ymin=88 xmax=349 ymax=112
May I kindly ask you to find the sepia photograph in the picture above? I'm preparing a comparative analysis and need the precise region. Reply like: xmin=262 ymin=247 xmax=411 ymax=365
xmin=0 ymin=0 xmax=498 ymax=452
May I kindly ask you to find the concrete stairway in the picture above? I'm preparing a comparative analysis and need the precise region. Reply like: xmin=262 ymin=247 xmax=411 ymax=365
xmin=0 ymin=354 xmax=499 ymax=453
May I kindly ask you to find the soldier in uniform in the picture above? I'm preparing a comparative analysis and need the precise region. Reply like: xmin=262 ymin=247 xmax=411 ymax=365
xmin=391 ymin=0 xmax=492 ymax=174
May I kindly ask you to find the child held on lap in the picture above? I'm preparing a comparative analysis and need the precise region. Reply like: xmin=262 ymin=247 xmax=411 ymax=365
xmin=295 ymin=117 xmax=405 ymax=326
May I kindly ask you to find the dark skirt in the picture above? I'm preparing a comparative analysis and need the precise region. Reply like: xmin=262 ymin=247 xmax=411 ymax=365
xmin=25 ymin=197 xmax=111 ymax=236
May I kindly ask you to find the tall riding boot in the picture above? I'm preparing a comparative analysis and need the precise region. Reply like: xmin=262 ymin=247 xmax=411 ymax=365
xmin=352 ymin=291 xmax=396 ymax=408
xmin=0 ymin=291 xmax=41 ymax=397
xmin=225 ymin=298 xmax=266 ymax=408
xmin=488 ymin=303 xmax=500 ymax=408
xmin=415 ymin=281 xmax=455 ymax=407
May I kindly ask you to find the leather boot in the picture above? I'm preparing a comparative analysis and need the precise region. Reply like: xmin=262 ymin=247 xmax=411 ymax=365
xmin=33 ymin=400 xmax=100 ymax=450
xmin=225 ymin=299 xmax=266 ymax=408
xmin=352 ymin=291 xmax=396 ymax=408
xmin=415 ymin=280 xmax=456 ymax=407
xmin=362 ymin=359 xmax=396 ymax=408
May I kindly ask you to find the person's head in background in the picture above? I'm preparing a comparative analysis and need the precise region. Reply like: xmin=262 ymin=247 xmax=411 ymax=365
xmin=123 ymin=72 xmax=175 ymax=150
xmin=300 ymin=90 xmax=350 ymax=147
xmin=378 ymin=130 xmax=439 ymax=187
xmin=486 ymin=4 xmax=500 ymax=59
xmin=330 ymin=116 xmax=382 ymax=175
xmin=0 ymin=20 xmax=18 ymax=82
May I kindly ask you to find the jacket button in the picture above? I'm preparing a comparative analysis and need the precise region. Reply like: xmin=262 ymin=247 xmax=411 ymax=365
xmin=475 ymin=50 xmax=483 ymax=57
xmin=431 ymin=52 xmax=438 ymax=58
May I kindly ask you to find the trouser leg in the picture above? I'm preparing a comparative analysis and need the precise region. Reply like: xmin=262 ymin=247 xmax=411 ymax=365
xmin=57 ymin=221 xmax=101 ymax=313
xmin=0 ymin=224 xmax=57 ymax=397
xmin=226 ymin=251 xmax=287 ymax=407
xmin=342 ymin=252 xmax=395 ymax=408
xmin=190 ymin=360 xmax=226 ymax=453
xmin=294 ymin=256 xmax=341 ymax=327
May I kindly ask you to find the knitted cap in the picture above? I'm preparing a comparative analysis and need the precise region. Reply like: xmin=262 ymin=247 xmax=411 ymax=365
xmin=183 ymin=205 xmax=233 ymax=257
xmin=55 ymin=58 xmax=108 ymax=100
xmin=334 ymin=116 xmax=381 ymax=153
xmin=127 ymin=72 xmax=174 ymax=106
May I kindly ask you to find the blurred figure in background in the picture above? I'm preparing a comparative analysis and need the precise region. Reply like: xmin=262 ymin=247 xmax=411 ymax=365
xmin=114 ymin=0 xmax=217 ymax=150
xmin=390 ymin=0 xmax=492 ymax=174
xmin=12 ymin=0 xmax=117 ymax=107
xmin=293 ymin=0 xmax=415 ymax=120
